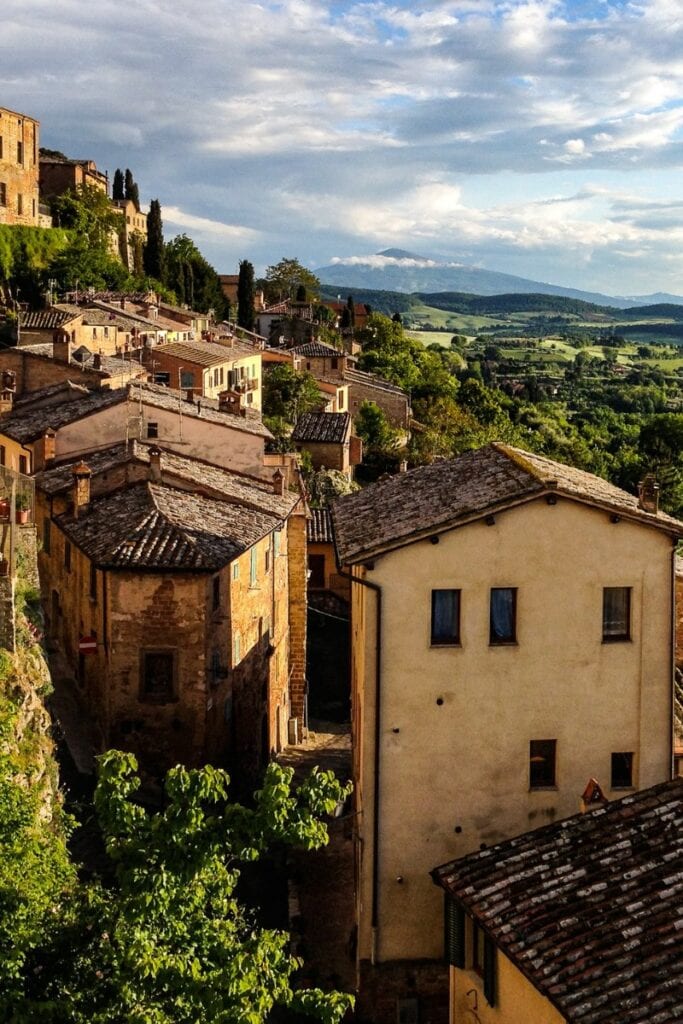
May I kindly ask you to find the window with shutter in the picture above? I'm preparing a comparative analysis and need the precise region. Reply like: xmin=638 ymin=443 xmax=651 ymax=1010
xmin=444 ymin=896 xmax=465 ymax=968
xmin=483 ymin=934 xmax=497 ymax=1007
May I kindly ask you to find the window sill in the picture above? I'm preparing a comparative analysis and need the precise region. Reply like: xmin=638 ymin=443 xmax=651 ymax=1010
xmin=529 ymin=785 xmax=558 ymax=792
xmin=601 ymin=637 xmax=632 ymax=644
xmin=489 ymin=640 xmax=518 ymax=647
xmin=430 ymin=640 xmax=461 ymax=648
xmin=611 ymin=785 xmax=635 ymax=792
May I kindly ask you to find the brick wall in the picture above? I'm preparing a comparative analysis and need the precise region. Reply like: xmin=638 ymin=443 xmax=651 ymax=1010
xmin=288 ymin=509 xmax=308 ymax=726
xmin=347 ymin=379 xmax=410 ymax=429
xmin=358 ymin=959 xmax=448 ymax=1024
xmin=0 ymin=107 xmax=40 ymax=226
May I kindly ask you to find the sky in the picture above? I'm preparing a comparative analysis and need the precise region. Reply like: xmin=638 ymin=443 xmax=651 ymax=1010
xmin=3 ymin=0 xmax=683 ymax=296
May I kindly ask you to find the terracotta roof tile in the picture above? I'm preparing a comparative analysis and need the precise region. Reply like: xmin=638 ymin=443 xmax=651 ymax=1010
xmin=292 ymin=412 xmax=351 ymax=444
xmin=57 ymin=481 xmax=278 ymax=570
xmin=307 ymin=508 xmax=333 ymax=544
xmin=292 ymin=341 xmax=344 ymax=358
xmin=433 ymin=779 xmax=683 ymax=1024
xmin=331 ymin=444 xmax=683 ymax=564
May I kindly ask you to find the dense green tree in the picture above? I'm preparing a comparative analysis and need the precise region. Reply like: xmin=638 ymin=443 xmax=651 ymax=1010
xmin=263 ymin=258 xmax=320 ymax=303
xmin=124 ymin=168 xmax=140 ymax=211
xmin=7 ymin=751 xmax=353 ymax=1023
xmin=49 ymin=184 xmax=121 ymax=250
xmin=165 ymin=235 xmax=228 ymax=317
xmin=263 ymin=364 xmax=321 ymax=423
xmin=237 ymin=259 xmax=255 ymax=331
xmin=354 ymin=401 xmax=401 ymax=477
xmin=144 ymin=198 xmax=165 ymax=282
xmin=112 ymin=168 xmax=124 ymax=201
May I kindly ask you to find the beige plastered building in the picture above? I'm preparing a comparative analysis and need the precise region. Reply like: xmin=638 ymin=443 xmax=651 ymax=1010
xmin=331 ymin=443 xmax=683 ymax=1024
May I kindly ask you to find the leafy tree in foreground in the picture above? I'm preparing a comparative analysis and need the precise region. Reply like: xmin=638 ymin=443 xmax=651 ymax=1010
xmin=11 ymin=750 xmax=353 ymax=1024
xmin=263 ymin=364 xmax=321 ymax=423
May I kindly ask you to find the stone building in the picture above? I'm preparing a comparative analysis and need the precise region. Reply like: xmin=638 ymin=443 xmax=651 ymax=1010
xmin=112 ymin=198 xmax=148 ymax=271
xmin=433 ymin=778 xmax=683 ymax=1024
xmin=38 ymin=156 xmax=108 ymax=199
xmin=144 ymin=339 xmax=262 ymax=407
xmin=35 ymin=442 xmax=307 ymax=778
xmin=0 ymin=105 xmax=40 ymax=226
xmin=292 ymin=411 xmax=362 ymax=477
xmin=331 ymin=444 xmax=683 ymax=1024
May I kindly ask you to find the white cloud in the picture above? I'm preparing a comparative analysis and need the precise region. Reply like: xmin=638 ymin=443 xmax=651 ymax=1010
xmin=163 ymin=207 xmax=259 ymax=242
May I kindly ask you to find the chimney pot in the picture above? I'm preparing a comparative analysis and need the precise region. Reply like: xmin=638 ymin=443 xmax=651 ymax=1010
xmin=93 ymin=352 xmax=102 ymax=370
xmin=580 ymin=778 xmax=608 ymax=814
xmin=72 ymin=461 xmax=92 ymax=518
xmin=272 ymin=468 xmax=285 ymax=496
xmin=148 ymin=445 xmax=162 ymax=482
xmin=638 ymin=474 xmax=660 ymax=514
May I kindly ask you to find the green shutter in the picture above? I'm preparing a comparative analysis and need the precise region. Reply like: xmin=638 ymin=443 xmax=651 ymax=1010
xmin=483 ymin=935 xmax=497 ymax=1007
xmin=444 ymin=896 xmax=465 ymax=968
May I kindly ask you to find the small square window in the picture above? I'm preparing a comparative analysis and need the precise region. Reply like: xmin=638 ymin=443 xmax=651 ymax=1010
xmin=147 ymin=421 xmax=159 ymax=439
xmin=490 ymin=588 xmax=517 ymax=644
xmin=141 ymin=650 xmax=175 ymax=700
xmin=603 ymin=587 xmax=631 ymax=641
xmin=530 ymin=739 xmax=556 ymax=788
xmin=431 ymin=589 xmax=460 ymax=645
xmin=611 ymin=752 xmax=634 ymax=788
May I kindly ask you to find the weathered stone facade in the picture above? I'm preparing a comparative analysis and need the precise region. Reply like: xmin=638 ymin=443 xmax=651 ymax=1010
xmin=0 ymin=106 xmax=40 ymax=226
xmin=357 ymin=960 xmax=448 ymax=1024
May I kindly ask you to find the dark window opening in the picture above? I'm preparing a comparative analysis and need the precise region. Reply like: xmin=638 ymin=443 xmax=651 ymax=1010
xmin=64 ymin=541 xmax=71 ymax=572
xmin=490 ymin=587 xmax=517 ymax=644
xmin=90 ymin=563 xmax=97 ymax=601
xmin=212 ymin=575 xmax=220 ymax=611
xmin=308 ymin=553 xmax=325 ymax=589
xmin=431 ymin=589 xmax=461 ymax=645
xmin=530 ymin=739 xmax=556 ymax=788
xmin=611 ymin=751 xmax=634 ymax=788
xmin=603 ymin=587 xmax=631 ymax=641
xmin=141 ymin=650 xmax=175 ymax=700
xmin=147 ymin=421 xmax=159 ymax=439
xmin=42 ymin=518 xmax=51 ymax=554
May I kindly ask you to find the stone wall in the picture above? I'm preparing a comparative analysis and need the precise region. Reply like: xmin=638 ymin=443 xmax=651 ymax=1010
xmin=0 ymin=107 xmax=40 ymax=226
xmin=288 ymin=510 xmax=308 ymax=727
xmin=357 ymin=959 xmax=448 ymax=1024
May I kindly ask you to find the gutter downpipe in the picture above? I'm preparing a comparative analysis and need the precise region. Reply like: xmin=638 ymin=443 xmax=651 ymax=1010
xmin=337 ymin=564 xmax=382 ymax=965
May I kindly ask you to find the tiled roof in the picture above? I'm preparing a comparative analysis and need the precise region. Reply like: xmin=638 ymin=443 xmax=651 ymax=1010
xmin=157 ymin=301 xmax=205 ymax=319
xmin=331 ymin=443 xmax=683 ymax=564
xmin=292 ymin=341 xmax=343 ymax=358
xmin=152 ymin=340 xmax=241 ymax=367
xmin=432 ymin=779 xmax=683 ymax=1024
xmin=292 ymin=412 xmax=351 ymax=445
xmin=36 ymin=440 xmax=298 ymax=519
xmin=54 ymin=303 xmax=159 ymax=332
xmin=13 ymin=344 xmax=144 ymax=380
xmin=343 ymin=367 xmax=408 ymax=397
xmin=128 ymin=382 xmax=271 ymax=438
xmin=13 ymin=380 xmax=91 ymax=409
xmin=20 ymin=310 xmax=78 ymax=330
xmin=57 ymin=481 xmax=279 ymax=571
xmin=307 ymin=508 xmax=333 ymax=544
xmin=0 ymin=381 xmax=271 ymax=443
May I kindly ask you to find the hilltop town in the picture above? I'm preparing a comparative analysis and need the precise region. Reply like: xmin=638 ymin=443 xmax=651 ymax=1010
xmin=0 ymin=103 xmax=682 ymax=1024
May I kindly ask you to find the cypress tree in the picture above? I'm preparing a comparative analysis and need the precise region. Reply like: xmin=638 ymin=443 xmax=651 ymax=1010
xmin=124 ymin=169 xmax=140 ymax=211
xmin=112 ymin=168 xmax=124 ymax=201
xmin=144 ymin=199 xmax=165 ymax=282
xmin=346 ymin=294 xmax=356 ymax=330
xmin=237 ymin=260 xmax=255 ymax=332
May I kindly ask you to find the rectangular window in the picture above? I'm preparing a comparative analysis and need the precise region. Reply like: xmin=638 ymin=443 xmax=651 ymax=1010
xmin=308 ymin=553 xmax=326 ymax=588
xmin=19 ymin=455 xmax=28 ymax=475
xmin=530 ymin=739 xmax=556 ymax=789
xmin=611 ymin=751 xmax=634 ymax=788
xmin=444 ymin=896 xmax=465 ymax=968
xmin=42 ymin=518 xmax=51 ymax=555
xmin=0 ymin=444 xmax=6 ymax=467
xmin=265 ymin=542 xmax=271 ymax=574
xmin=0 ymin=137 xmax=3 ymax=159
xmin=232 ymin=561 xmax=240 ymax=581
xmin=141 ymin=650 xmax=175 ymax=700
xmin=603 ymin=587 xmax=631 ymax=641
xmin=17 ymin=193 xmax=23 ymax=215
xmin=147 ymin=421 xmax=159 ymax=439
xmin=431 ymin=589 xmax=460 ymax=645
xmin=212 ymin=575 xmax=220 ymax=611
xmin=469 ymin=917 xmax=497 ymax=1007
xmin=90 ymin=563 xmax=97 ymax=601
xmin=490 ymin=587 xmax=517 ymax=644
xmin=64 ymin=541 xmax=71 ymax=572
xmin=250 ymin=546 xmax=257 ymax=587
xmin=17 ymin=140 xmax=23 ymax=164
xmin=472 ymin=919 xmax=486 ymax=976
xmin=274 ymin=528 xmax=281 ymax=556
xmin=0 ymin=182 xmax=6 ymax=207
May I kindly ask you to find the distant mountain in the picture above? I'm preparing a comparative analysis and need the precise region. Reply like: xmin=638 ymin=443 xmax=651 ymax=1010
xmin=315 ymin=249 xmax=683 ymax=310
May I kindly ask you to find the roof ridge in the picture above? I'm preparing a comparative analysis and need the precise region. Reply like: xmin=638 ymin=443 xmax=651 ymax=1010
xmin=494 ymin=442 xmax=547 ymax=484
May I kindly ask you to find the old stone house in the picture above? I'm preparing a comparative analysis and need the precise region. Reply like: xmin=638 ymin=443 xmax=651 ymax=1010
xmin=35 ymin=442 xmax=307 ymax=778
xmin=144 ymin=339 xmax=262 ymax=408
xmin=330 ymin=443 xmax=683 ymax=1024
xmin=433 ymin=778 xmax=683 ymax=1024
xmin=38 ymin=155 xmax=108 ymax=199
xmin=0 ymin=105 xmax=41 ymax=226
xmin=0 ymin=380 xmax=272 ymax=477
xmin=292 ymin=411 xmax=361 ymax=477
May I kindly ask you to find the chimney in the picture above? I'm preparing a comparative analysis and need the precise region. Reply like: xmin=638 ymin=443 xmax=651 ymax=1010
xmin=93 ymin=352 xmax=102 ymax=370
xmin=218 ymin=390 xmax=242 ymax=416
xmin=272 ymin=468 xmax=285 ymax=496
xmin=638 ymin=474 xmax=660 ymax=514
xmin=52 ymin=328 xmax=72 ymax=365
xmin=120 ymin=298 xmax=125 ymax=310
xmin=72 ymin=461 xmax=92 ymax=519
xmin=580 ymin=778 xmax=608 ymax=814
xmin=34 ymin=429 xmax=56 ymax=472
xmin=148 ymin=445 xmax=162 ymax=483
xmin=0 ymin=387 xmax=14 ymax=417
xmin=399 ymin=460 xmax=408 ymax=474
